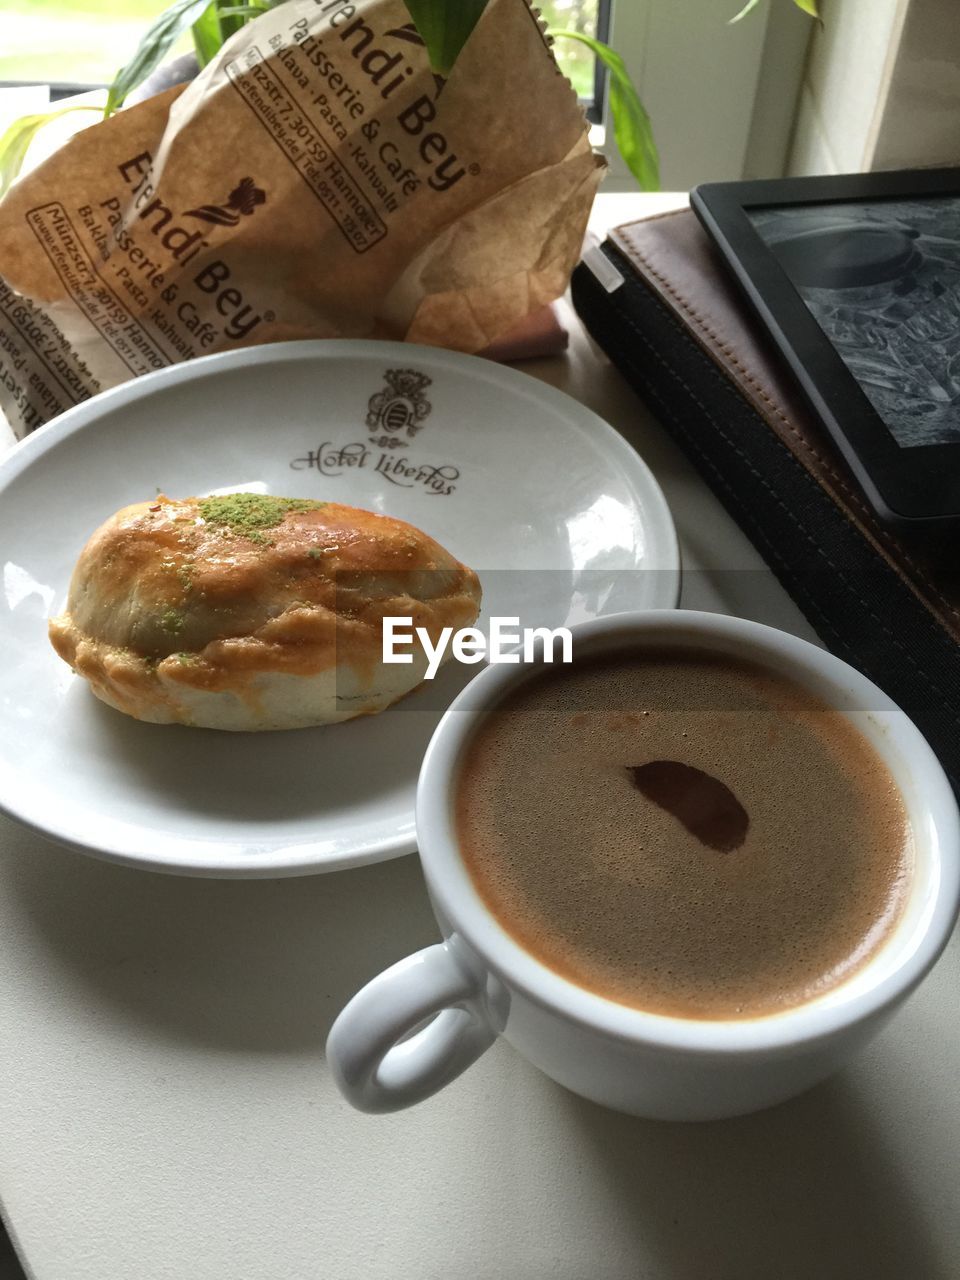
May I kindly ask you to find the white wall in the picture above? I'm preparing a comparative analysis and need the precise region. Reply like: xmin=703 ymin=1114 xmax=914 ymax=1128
xmin=585 ymin=0 xmax=956 ymax=191
xmin=741 ymin=0 xmax=816 ymax=179
xmin=601 ymin=0 xmax=787 ymax=191
xmin=787 ymin=0 xmax=909 ymax=175
xmin=871 ymin=0 xmax=960 ymax=170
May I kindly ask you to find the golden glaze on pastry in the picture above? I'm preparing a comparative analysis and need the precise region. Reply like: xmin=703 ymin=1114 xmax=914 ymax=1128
xmin=49 ymin=493 xmax=482 ymax=730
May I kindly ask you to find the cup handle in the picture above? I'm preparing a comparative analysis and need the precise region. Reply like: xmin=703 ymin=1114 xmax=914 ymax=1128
xmin=326 ymin=940 xmax=498 ymax=1112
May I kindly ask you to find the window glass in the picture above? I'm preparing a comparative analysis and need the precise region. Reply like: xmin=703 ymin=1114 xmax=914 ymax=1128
xmin=0 ymin=0 xmax=605 ymax=102
xmin=539 ymin=0 xmax=602 ymax=100
xmin=0 ymin=0 xmax=173 ymax=87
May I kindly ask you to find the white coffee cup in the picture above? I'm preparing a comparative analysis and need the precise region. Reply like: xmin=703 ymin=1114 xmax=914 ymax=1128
xmin=327 ymin=611 xmax=960 ymax=1120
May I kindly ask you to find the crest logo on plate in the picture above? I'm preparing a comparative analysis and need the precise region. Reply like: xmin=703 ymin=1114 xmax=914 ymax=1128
xmin=366 ymin=369 xmax=433 ymax=449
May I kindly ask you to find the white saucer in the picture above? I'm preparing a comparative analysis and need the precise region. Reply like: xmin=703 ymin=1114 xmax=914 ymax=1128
xmin=0 ymin=340 xmax=679 ymax=876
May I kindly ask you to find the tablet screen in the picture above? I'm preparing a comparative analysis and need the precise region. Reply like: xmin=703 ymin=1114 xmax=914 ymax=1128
xmin=748 ymin=197 xmax=960 ymax=448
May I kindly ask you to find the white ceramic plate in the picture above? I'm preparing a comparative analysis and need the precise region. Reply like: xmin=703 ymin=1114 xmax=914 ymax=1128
xmin=0 ymin=340 xmax=679 ymax=876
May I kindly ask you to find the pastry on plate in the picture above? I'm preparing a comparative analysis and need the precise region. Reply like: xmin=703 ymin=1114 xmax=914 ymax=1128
xmin=49 ymin=493 xmax=482 ymax=730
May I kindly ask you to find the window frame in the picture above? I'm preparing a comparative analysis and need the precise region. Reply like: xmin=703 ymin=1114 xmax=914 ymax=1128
xmin=583 ymin=0 xmax=612 ymax=124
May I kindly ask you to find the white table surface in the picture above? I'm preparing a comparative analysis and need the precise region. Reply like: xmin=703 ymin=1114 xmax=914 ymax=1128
xmin=1 ymin=193 xmax=959 ymax=1280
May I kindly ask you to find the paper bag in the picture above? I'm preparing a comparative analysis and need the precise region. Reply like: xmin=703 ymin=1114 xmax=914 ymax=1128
xmin=0 ymin=0 xmax=603 ymax=437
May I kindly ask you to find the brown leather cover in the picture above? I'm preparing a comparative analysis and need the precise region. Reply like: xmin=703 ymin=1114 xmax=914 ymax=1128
xmin=608 ymin=208 xmax=960 ymax=645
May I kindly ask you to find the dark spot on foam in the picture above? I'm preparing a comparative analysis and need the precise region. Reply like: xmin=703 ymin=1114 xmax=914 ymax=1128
xmin=627 ymin=760 xmax=749 ymax=853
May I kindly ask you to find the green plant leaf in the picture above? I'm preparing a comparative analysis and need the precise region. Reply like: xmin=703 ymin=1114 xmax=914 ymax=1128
xmin=0 ymin=106 xmax=101 ymax=200
xmin=191 ymin=0 xmax=267 ymax=68
xmin=728 ymin=0 xmax=762 ymax=22
xmin=191 ymin=3 xmax=224 ymax=68
xmin=106 ymin=0 xmax=216 ymax=115
xmin=216 ymin=4 xmax=270 ymax=19
xmin=550 ymin=30 xmax=660 ymax=192
xmin=216 ymin=0 xmax=257 ymax=42
xmin=730 ymin=0 xmax=819 ymax=21
xmin=403 ymin=0 xmax=489 ymax=76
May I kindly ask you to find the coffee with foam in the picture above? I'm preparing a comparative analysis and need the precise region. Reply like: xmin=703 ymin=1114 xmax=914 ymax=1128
xmin=456 ymin=649 xmax=911 ymax=1020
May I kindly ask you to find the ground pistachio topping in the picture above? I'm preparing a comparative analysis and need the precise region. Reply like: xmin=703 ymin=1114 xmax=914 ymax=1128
xmin=197 ymin=493 xmax=326 ymax=540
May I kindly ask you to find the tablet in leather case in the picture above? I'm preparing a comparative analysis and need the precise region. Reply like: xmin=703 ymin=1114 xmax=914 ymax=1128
xmin=571 ymin=207 xmax=960 ymax=790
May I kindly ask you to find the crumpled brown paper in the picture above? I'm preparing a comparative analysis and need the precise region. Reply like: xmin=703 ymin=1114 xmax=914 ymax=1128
xmin=0 ymin=0 xmax=604 ymax=438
